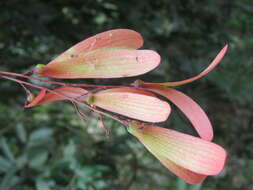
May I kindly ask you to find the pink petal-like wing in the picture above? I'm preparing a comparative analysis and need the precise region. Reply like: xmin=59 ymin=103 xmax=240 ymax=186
xmin=88 ymin=88 xmax=171 ymax=122
xmin=146 ymin=86 xmax=213 ymax=141
xmin=49 ymin=29 xmax=143 ymax=63
xmin=25 ymin=87 xmax=88 ymax=107
xmin=128 ymin=123 xmax=227 ymax=175
xmin=39 ymin=50 xmax=160 ymax=79
xmin=143 ymin=45 xmax=228 ymax=87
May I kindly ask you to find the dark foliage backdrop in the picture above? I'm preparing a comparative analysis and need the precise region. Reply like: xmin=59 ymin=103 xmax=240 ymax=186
xmin=0 ymin=0 xmax=253 ymax=189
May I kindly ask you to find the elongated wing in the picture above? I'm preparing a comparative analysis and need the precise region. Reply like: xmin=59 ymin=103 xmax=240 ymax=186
xmin=145 ymin=86 xmax=213 ymax=141
xmin=38 ymin=50 xmax=160 ymax=78
xmin=161 ymin=45 xmax=228 ymax=86
xmin=141 ymin=45 xmax=228 ymax=87
xmin=87 ymin=88 xmax=171 ymax=122
xmin=50 ymin=29 xmax=144 ymax=63
xmin=128 ymin=123 xmax=226 ymax=176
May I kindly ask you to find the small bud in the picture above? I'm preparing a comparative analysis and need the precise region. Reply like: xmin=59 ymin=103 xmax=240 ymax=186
xmin=131 ymin=79 xmax=144 ymax=87
xmin=26 ymin=93 xmax=35 ymax=103
xmin=127 ymin=120 xmax=144 ymax=134
xmin=86 ymin=94 xmax=95 ymax=105
xmin=33 ymin=64 xmax=45 ymax=74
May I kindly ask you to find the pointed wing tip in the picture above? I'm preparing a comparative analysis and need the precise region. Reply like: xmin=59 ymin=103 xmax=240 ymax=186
xmin=209 ymin=44 xmax=228 ymax=70
xmin=221 ymin=44 xmax=229 ymax=55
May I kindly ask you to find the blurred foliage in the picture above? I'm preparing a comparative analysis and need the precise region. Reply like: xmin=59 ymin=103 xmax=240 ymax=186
xmin=1 ymin=0 xmax=253 ymax=189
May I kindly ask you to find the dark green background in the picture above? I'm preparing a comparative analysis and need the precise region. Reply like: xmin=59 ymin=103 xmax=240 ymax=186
xmin=1 ymin=0 xmax=253 ymax=189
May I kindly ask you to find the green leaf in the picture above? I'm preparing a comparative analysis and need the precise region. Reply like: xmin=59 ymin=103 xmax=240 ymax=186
xmin=29 ymin=128 xmax=53 ymax=141
xmin=28 ymin=128 xmax=54 ymax=147
xmin=189 ymin=183 xmax=202 ymax=190
xmin=35 ymin=178 xmax=51 ymax=190
xmin=15 ymin=124 xmax=27 ymax=143
xmin=0 ymin=168 xmax=19 ymax=190
xmin=63 ymin=140 xmax=76 ymax=159
xmin=16 ymin=153 xmax=28 ymax=170
xmin=177 ymin=178 xmax=187 ymax=190
xmin=0 ymin=137 xmax=15 ymax=162
xmin=0 ymin=156 xmax=12 ymax=172
xmin=29 ymin=151 xmax=48 ymax=168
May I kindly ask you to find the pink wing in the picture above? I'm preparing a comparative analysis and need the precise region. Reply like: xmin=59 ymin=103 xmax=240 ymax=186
xmin=145 ymin=86 xmax=213 ymax=141
xmin=49 ymin=29 xmax=144 ymax=64
xmin=87 ymin=87 xmax=171 ymax=122
xmin=142 ymin=45 xmax=228 ymax=87
xmin=39 ymin=50 xmax=160 ymax=79
xmin=128 ymin=124 xmax=227 ymax=176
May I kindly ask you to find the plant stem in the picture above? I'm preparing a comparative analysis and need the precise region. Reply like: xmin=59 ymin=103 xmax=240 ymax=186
xmin=0 ymin=75 xmax=45 ymax=89
xmin=0 ymin=74 xmax=129 ymax=127
xmin=0 ymin=71 xmax=129 ymax=88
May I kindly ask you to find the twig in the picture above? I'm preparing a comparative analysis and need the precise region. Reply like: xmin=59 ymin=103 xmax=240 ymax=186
xmin=0 ymin=75 xmax=129 ymax=127
xmin=0 ymin=71 xmax=129 ymax=88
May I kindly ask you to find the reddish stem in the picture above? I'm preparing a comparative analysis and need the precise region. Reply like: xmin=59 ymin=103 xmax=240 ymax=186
xmin=0 ymin=71 xmax=129 ymax=88
xmin=0 ymin=74 xmax=128 ymax=126
xmin=1 ymin=75 xmax=45 ymax=89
